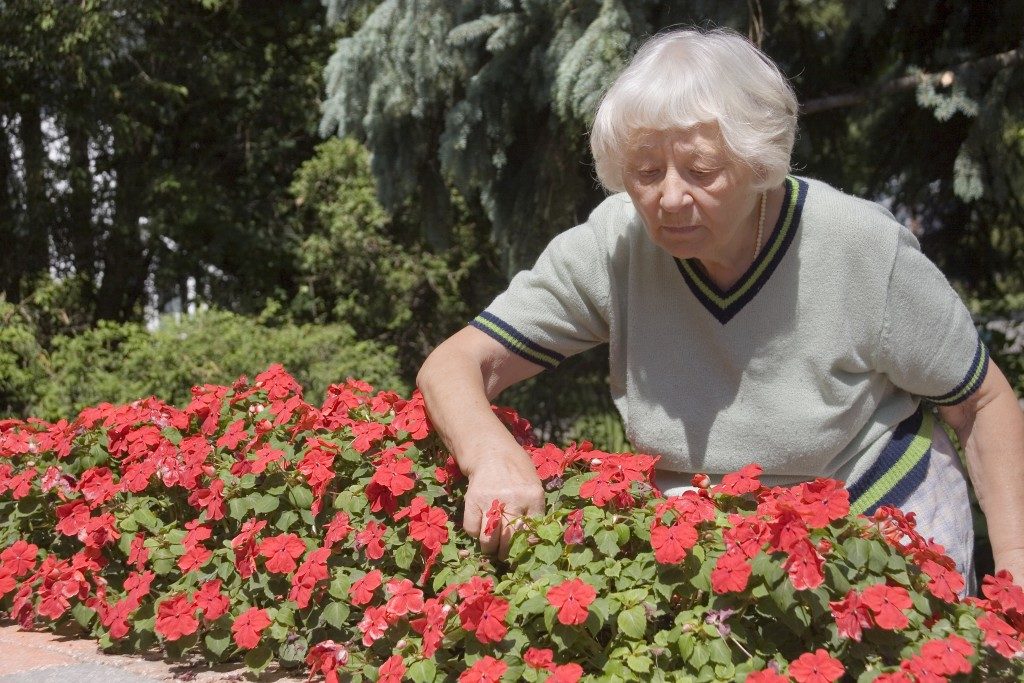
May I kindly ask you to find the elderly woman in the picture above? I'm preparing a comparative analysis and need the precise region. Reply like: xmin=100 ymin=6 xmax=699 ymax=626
xmin=416 ymin=28 xmax=1024 ymax=589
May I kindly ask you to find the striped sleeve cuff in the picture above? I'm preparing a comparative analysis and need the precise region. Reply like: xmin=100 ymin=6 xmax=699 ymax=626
xmin=469 ymin=312 xmax=565 ymax=370
xmin=924 ymin=338 xmax=990 ymax=406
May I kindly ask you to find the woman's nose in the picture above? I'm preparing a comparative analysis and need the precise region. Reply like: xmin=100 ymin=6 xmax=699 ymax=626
xmin=659 ymin=168 xmax=692 ymax=213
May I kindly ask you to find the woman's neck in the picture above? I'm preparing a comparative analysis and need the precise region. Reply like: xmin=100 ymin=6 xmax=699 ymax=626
xmin=698 ymin=182 xmax=786 ymax=290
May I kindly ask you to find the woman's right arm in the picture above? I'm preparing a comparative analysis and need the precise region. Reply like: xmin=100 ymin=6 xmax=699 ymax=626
xmin=416 ymin=326 xmax=547 ymax=557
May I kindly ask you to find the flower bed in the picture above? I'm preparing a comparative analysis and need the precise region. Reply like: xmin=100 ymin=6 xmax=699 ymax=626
xmin=0 ymin=365 xmax=1022 ymax=682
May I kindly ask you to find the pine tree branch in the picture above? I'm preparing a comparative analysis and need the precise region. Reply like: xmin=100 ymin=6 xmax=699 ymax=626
xmin=802 ymin=46 xmax=1024 ymax=115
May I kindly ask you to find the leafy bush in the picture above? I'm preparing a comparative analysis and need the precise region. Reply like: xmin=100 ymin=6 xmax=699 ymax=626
xmin=1 ymin=366 xmax=1024 ymax=681
xmin=25 ymin=310 xmax=403 ymax=421
xmin=0 ymin=298 xmax=47 ymax=417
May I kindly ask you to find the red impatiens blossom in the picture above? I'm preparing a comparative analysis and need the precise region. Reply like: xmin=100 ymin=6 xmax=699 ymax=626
xmin=324 ymin=512 xmax=353 ymax=548
xmin=155 ymin=594 xmax=198 ymax=641
xmin=711 ymin=548 xmax=752 ymax=594
xmin=787 ymin=649 xmax=844 ymax=683
xmin=982 ymin=569 xmax=1024 ymax=613
xmin=410 ymin=597 xmax=452 ymax=658
xmin=395 ymin=498 xmax=449 ymax=551
xmin=259 ymin=533 xmax=307 ymax=574
xmin=547 ymin=578 xmax=597 ymax=626
xmin=0 ymin=540 xmax=38 ymax=577
xmin=231 ymin=519 xmax=267 ymax=579
xmin=563 ymin=509 xmax=585 ymax=545
xmin=921 ymin=558 xmax=965 ymax=602
xmin=193 ymin=579 xmax=230 ymax=621
xmin=459 ymin=656 xmax=507 ymax=683
xmin=349 ymin=569 xmax=382 ymax=606
xmin=306 ymin=640 xmax=349 ymax=683
xmin=578 ymin=454 xmax=658 ymax=507
xmin=290 ymin=547 xmax=330 ymax=609
xmin=829 ymin=590 xmax=873 ymax=642
xmin=918 ymin=634 xmax=973 ymax=676
xmin=860 ymin=584 xmax=912 ymax=630
xmin=351 ymin=421 xmax=388 ymax=453
xmin=524 ymin=647 xmax=555 ymax=669
xmin=650 ymin=520 xmax=698 ymax=564
xmin=783 ymin=538 xmax=825 ymax=590
xmin=188 ymin=478 xmax=225 ymax=521
xmin=712 ymin=462 xmax=763 ymax=496
xmin=546 ymin=663 xmax=584 ymax=683
xmin=458 ymin=593 xmax=510 ymax=644
xmin=724 ymin=514 xmax=770 ymax=558
xmin=378 ymin=654 xmax=406 ymax=683
xmin=392 ymin=393 xmax=430 ymax=440
xmin=231 ymin=607 xmax=271 ymax=650
xmin=793 ymin=478 xmax=850 ymax=528
xmin=385 ymin=578 xmax=425 ymax=617
xmin=366 ymin=455 xmax=415 ymax=513
xmin=484 ymin=499 xmax=504 ymax=535
xmin=354 ymin=522 xmax=387 ymax=561
xmin=127 ymin=533 xmax=149 ymax=571
xmin=977 ymin=613 xmax=1023 ymax=657
xmin=77 ymin=466 xmax=118 ymax=507
xmin=177 ymin=543 xmax=212 ymax=574
xmin=357 ymin=605 xmax=393 ymax=646
xmin=745 ymin=669 xmax=790 ymax=682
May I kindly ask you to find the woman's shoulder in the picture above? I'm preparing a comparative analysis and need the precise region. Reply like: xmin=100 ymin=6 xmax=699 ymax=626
xmin=797 ymin=176 xmax=915 ymax=264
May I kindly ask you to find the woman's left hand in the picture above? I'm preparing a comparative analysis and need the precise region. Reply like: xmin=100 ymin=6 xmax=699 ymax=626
xmin=939 ymin=359 xmax=1024 ymax=589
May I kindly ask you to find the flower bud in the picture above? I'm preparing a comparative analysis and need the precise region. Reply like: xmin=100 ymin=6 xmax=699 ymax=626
xmin=458 ymin=549 xmax=470 ymax=559
xmin=691 ymin=473 xmax=711 ymax=489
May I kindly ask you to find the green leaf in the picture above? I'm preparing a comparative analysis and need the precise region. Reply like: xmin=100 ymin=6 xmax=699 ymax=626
xmin=227 ymin=497 xmax=250 ymax=520
xmin=536 ymin=521 xmax=562 ymax=543
xmin=278 ymin=635 xmax=308 ymax=667
xmin=568 ymin=547 xmax=594 ymax=569
xmin=626 ymin=654 xmax=652 ymax=673
xmin=407 ymin=658 xmax=437 ymax=683
xmin=690 ymin=641 xmax=710 ymax=670
xmin=204 ymin=629 xmax=232 ymax=658
xmin=288 ymin=485 xmax=314 ymax=509
xmin=560 ymin=473 xmax=592 ymax=498
xmin=708 ymin=637 xmax=732 ymax=665
xmin=595 ymin=529 xmax=620 ymax=556
xmin=274 ymin=510 xmax=299 ymax=532
xmin=617 ymin=605 xmax=647 ymax=639
xmin=535 ymin=544 xmax=562 ymax=565
xmin=244 ymin=643 xmax=274 ymax=673
xmin=252 ymin=493 xmax=280 ymax=514
xmin=677 ymin=632 xmax=696 ymax=660
xmin=321 ymin=601 xmax=349 ymax=629
xmin=394 ymin=541 xmax=416 ymax=570
xmin=71 ymin=602 xmax=95 ymax=629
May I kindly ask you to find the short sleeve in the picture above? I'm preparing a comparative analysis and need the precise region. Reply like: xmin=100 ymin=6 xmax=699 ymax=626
xmin=874 ymin=227 xmax=988 ymax=406
xmin=470 ymin=221 xmax=611 ymax=370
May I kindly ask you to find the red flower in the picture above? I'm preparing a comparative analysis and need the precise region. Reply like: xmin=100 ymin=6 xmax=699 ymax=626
xmin=127 ymin=533 xmax=149 ymax=571
xmin=259 ymin=533 xmax=307 ymax=574
xmin=546 ymin=663 xmax=584 ymax=683
xmin=459 ymin=656 xmax=506 ymax=683
xmin=712 ymin=463 xmax=763 ymax=496
xmin=860 ymin=584 xmax=911 ymax=630
xmin=524 ymin=647 xmax=555 ymax=669
xmin=194 ymin=580 xmax=229 ymax=621
xmin=711 ymin=549 xmax=752 ymax=594
xmin=829 ymin=590 xmax=872 ymax=642
xmin=0 ymin=540 xmax=38 ymax=577
xmin=921 ymin=558 xmax=964 ymax=603
xmin=982 ymin=569 xmax=1024 ymax=613
xmin=650 ymin=521 xmax=698 ymax=564
xmin=357 ymin=605 xmax=392 ymax=646
xmin=350 ymin=570 xmax=382 ymax=606
xmin=794 ymin=478 xmax=849 ymax=528
xmin=354 ymin=521 xmax=387 ymax=560
xmin=392 ymin=394 xmax=430 ymax=439
xmin=563 ymin=509 xmax=584 ymax=545
xmin=188 ymin=478 xmax=225 ymax=521
xmin=787 ymin=649 xmax=844 ymax=683
xmin=306 ymin=640 xmax=348 ymax=683
xmin=407 ymin=506 xmax=450 ymax=551
xmin=385 ymin=578 xmax=425 ymax=617
xmin=155 ymin=595 xmax=198 ymax=642
xmin=547 ymin=578 xmax=597 ymax=626
xmin=232 ymin=607 xmax=271 ymax=650
xmin=783 ymin=538 xmax=824 ymax=590
xmin=379 ymin=654 xmax=405 ymax=683
xmin=324 ymin=512 xmax=353 ymax=548
xmin=231 ymin=519 xmax=267 ymax=579
xmin=410 ymin=597 xmax=452 ymax=658
xmin=919 ymin=634 xmax=973 ymax=675
xmin=484 ymin=499 xmax=505 ymax=535
xmin=177 ymin=544 xmax=212 ymax=574
xmin=977 ymin=613 xmax=1023 ymax=657
xmin=459 ymin=594 xmax=510 ymax=643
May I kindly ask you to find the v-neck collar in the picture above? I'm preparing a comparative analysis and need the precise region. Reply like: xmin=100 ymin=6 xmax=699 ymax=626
xmin=674 ymin=175 xmax=807 ymax=324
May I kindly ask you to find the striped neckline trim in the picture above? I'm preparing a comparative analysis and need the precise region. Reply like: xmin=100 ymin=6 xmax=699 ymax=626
xmin=674 ymin=176 xmax=807 ymax=324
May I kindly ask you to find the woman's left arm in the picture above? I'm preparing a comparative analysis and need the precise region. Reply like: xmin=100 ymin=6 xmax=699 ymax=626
xmin=938 ymin=359 xmax=1024 ymax=586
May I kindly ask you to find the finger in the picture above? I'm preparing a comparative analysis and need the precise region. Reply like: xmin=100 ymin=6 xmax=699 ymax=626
xmin=462 ymin=502 xmax=483 ymax=539
xmin=479 ymin=518 xmax=500 ymax=556
xmin=497 ymin=516 xmax=524 ymax=560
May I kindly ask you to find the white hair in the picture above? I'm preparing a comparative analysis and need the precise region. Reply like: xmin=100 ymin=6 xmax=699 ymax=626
xmin=590 ymin=28 xmax=798 ymax=193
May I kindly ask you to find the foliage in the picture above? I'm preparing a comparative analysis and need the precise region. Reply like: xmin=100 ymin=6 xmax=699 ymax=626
xmin=321 ymin=0 xmax=1024 ymax=289
xmin=10 ymin=310 xmax=403 ymax=422
xmin=969 ymin=293 xmax=1024 ymax=399
xmin=2 ymin=367 xmax=1024 ymax=681
xmin=287 ymin=137 xmax=492 ymax=378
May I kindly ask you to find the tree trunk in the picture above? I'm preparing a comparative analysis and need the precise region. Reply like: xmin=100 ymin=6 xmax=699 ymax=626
xmin=17 ymin=100 xmax=49 ymax=295
xmin=66 ymin=121 xmax=96 ymax=282
xmin=0 ymin=112 xmax=19 ymax=299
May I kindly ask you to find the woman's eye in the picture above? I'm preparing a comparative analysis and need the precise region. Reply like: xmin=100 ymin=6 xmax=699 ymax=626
xmin=637 ymin=168 xmax=660 ymax=179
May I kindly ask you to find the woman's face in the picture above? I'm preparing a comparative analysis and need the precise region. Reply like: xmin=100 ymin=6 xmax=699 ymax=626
xmin=622 ymin=125 xmax=760 ymax=268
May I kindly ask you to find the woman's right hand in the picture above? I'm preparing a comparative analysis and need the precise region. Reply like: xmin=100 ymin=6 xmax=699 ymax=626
xmin=460 ymin=447 xmax=546 ymax=557
xmin=416 ymin=326 xmax=549 ymax=559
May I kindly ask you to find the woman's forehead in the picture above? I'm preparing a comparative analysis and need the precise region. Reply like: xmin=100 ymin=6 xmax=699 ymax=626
xmin=628 ymin=125 xmax=726 ymax=158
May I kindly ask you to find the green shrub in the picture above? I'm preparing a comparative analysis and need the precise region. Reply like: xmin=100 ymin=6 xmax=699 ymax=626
xmin=26 ymin=310 xmax=404 ymax=420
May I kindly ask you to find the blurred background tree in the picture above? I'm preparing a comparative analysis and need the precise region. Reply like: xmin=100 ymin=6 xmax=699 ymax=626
xmin=0 ymin=0 xmax=1021 ymax=454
